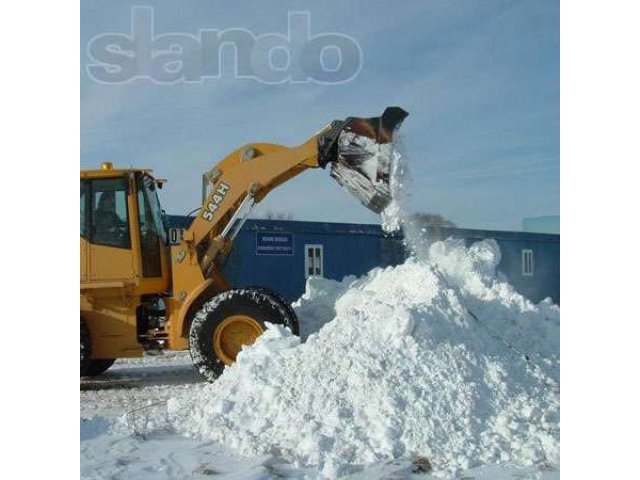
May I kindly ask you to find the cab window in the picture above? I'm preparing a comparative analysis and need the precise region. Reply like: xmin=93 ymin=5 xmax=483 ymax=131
xmin=137 ymin=174 xmax=165 ymax=276
xmin=90 ymin=178 xmax=130 ymax=248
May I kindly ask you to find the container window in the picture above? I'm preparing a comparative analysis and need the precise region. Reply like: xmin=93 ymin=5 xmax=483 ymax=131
xmin=522 ymin=249 xmax=534 ymax=276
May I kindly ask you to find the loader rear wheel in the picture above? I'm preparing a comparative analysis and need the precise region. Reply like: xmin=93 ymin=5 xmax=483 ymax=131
xmin=80 ymin=320 xmax=92 ymax=377
xmin=189 ymin=288 xmax=299 ymax=382
xmin=80 ymin=320 xmax=116 ymax=377
xmin=85 ymin=358 xmax=116 ymax=376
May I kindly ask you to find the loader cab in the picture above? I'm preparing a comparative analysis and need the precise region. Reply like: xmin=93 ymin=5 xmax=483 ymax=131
xmin=80 ymin=163 xmax=170 ymax=295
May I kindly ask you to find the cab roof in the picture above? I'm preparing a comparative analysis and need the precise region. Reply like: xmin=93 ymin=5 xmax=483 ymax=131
xmin=80 ymin=162 xmax=154 ymax=178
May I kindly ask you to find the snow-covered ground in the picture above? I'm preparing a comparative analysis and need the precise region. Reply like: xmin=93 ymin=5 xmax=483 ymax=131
xmin=81 ymin=239 xmax=559 ymax=479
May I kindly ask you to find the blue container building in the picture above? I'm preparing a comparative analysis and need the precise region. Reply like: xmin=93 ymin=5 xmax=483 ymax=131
xmin=165 ymin=216 xmax=560 ymax=305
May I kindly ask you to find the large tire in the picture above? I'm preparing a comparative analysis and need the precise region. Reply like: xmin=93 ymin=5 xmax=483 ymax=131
xmin=80 ymin=320 xmax=92 ymax=377
xmin=85 ymin=358 xmax=116 ymax=376
xmin=80 ymin=320 xmax=116 ymax=377
xmin=189 ymin=287 xmax=299 ymax=382
xmin=250 ymin=287 xmax=300 ymax=336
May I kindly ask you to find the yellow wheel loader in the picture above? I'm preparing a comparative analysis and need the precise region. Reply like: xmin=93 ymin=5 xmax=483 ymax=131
xmin=80 ymin=107 xmax=408 ymax=381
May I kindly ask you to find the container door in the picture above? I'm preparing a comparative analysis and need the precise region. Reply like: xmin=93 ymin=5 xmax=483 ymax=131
xmin=304 ymin=244 xmax=324 ymax=278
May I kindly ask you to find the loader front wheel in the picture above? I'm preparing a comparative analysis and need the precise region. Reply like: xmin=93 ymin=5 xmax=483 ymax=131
xmin=189 ymin=288 xmax=298 ymax=382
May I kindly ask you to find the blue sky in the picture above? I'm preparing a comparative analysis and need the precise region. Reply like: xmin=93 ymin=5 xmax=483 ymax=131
xmin=81 ymin=0 xmax=559 ymax=231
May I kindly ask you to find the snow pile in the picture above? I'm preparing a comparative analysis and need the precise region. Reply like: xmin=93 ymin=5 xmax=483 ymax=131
xmin=167 ymin=239 xmax=559 ymax=477
xmin=291 ymin=274 xmax=357 ymax=341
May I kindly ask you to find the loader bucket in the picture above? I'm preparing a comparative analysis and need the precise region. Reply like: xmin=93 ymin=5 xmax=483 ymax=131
xmin=318 ymin=107 xmax=409 ymax=214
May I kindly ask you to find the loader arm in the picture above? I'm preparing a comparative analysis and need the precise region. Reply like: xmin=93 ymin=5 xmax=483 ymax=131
xmin=186 ymin=134 xmax=323 ymax=276
xmin=170 ymin=107 xmax=408 ymax=312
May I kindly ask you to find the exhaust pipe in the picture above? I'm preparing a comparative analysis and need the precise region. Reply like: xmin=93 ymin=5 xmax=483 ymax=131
xmin=318 ymin=107 xmax=409 ymax=214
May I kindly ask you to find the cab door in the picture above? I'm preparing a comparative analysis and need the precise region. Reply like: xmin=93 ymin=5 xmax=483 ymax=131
xmin=133 ymin=173 xmax=170 ymax=294
xmin=136 ymin=174 xmax=163 ymax=278
xmin=87 ymin=177 xmax=136 ymax=282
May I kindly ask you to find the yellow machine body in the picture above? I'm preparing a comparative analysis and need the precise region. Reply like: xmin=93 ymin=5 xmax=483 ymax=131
xmin=80 ymin=107 xmax=408 ymax=364
xmin=80 ymin=140 xmax=321 ymax=359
